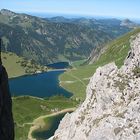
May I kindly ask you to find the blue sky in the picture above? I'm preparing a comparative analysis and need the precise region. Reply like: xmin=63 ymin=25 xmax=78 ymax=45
xmin=0 ymin=0 xmax=140 ymax=19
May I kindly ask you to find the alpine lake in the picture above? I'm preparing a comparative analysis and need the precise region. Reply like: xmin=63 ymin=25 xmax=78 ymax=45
xmin=9 ymin=62 xmax=73 ymax=140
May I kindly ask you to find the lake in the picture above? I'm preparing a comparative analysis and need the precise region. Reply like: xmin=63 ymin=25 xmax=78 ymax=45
xmin=9 ymin=62 xmax=73 ymax=139
xmin=32 ymin=112 xmax=68 ymax=139
xmin=9 ymin=70 xmax=72 ymax=98
xmin=47 ymin=62 xmax=70 ymax=69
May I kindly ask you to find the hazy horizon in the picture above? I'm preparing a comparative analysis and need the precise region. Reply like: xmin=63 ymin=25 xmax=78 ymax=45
xmin=1 ymin=8 xmax=140 ymax=24
xmin=0 ymin=0 xmax=140 ymax=20
xmin=0 ymin=8 xmax=134 ymax=19
xmin=29 ymin=12 xmax=140 ymax=20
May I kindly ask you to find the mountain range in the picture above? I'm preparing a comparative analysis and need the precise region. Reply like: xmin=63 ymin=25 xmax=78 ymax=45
xmin=1 ymin=9 xmax=140 ymax=140
xmin=0 ymin=9 xmax=138 ymax=64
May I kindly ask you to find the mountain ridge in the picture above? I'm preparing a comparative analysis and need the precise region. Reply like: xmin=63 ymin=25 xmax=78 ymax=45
xmin=49 ymin=29 xmax=140 ymax=140
xmin=0 ymin=9 xmax=133 ymax=64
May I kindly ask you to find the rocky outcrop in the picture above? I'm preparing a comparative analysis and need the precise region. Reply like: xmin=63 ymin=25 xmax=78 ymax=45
xmin=0 ymin=38 xmax=14 ymax=140
xmin=49 ymin=33 xmax=140 ymax=140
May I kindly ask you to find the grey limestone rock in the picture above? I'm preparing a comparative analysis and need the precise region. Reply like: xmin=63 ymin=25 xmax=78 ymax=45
xmin=49 ymin=33 xmax=140 ymax=140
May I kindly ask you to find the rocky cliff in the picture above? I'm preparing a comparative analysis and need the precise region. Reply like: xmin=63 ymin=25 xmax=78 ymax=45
xmin=0 ymin=39 xmax=14 ymax=140
xmin=49 ymin=33 xmax=140 ymax=140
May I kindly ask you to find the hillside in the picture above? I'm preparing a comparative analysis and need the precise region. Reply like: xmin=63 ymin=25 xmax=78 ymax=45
xmin=60 ymin=28 xmax=140 ymax=100
xmin=50 ymin=27 xmax=140 ymax=140
xmin=12 ymin=96 xmax=78 ymax=140
xmin=1 ymin=52 xmax=48 ymax=78
xmin=0 ymin=9 xmax=132 ymax=64
xmin=88 ymin=27 xmax=140 ymax=65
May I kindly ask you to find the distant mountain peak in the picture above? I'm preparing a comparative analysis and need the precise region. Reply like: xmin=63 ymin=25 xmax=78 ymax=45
xmin=121 ymin=18 xmax=138 ymax=28
xmin=122 ymin=18 xmax=133 ymax=24
xmin=51 ymin=16 xmax=66 ymax=20
xmin=48 ymin=16 xmax=69 ymax=23
xmin=0 ymin=9 xmax=16 ymax=16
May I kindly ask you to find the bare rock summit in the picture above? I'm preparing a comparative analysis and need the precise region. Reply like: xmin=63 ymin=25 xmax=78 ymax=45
xmin=49 ymin=33 xmax=140 ymax=140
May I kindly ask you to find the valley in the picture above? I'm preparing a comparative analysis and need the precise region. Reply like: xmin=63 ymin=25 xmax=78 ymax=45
xmin=60 ymin=28 xmax=140 ymax=100
xmin=10 ymin=62 xmax=77 ymax=140
xmin=50 ymin=28 xmax=140 ymax=140
xmin=11 ymin=27 xmax=140 ymax=140
xmin=0 ymin=9 xmax=140 ymax=140
xmin=0 ymin=0 xmax=140 ymax=139
xmin=0 ymin=9 xmax=133 ymax=64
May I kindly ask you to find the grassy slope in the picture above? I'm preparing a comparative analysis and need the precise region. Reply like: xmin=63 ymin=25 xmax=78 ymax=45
xmin=71 ymin=59 xmax=87 ymax=68
xmin=2 ymin=52 xmax=48 ymax=78
xmin=60 ymin=28 xmax=140 ymax=100
xmin=13 ymin=96 xmax=78 ymax=140
xmin=2 ymin=52 xmax=26 ymax=78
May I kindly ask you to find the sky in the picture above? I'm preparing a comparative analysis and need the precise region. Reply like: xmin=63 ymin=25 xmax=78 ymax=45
xmin=0 ymin=0 xmax=140 ymax=19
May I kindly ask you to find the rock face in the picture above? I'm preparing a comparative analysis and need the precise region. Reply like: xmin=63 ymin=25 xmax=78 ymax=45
xmin=49 ymin=33 xmax=140 ymax=140
xmin=0 ymin=39 xmax=14 ymax=140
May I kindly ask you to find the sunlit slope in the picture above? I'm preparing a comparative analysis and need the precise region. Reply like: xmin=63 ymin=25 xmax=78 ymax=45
xmin=13 ymin=96 xmax=78 ymax=140
xmin=60 ymin=28 xmax=140 ymax=100
xmin=2 ymin=52 xmax=47 ymax=78
xmin=2 ymin=52 xmax=27 ymax=77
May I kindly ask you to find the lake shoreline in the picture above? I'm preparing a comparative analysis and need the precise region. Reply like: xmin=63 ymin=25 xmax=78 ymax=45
xmin=28 ymin=108 xmax=75 ymax=140
xmin=10 ymin=62 xmax=75 ymax=139
xmin=9 ymin=69 xmax=72 ymax=98
xmin=8 ymin=61 xmax=71 ymax=79
xmin=9 ymin=68 xmax=68 ymax=79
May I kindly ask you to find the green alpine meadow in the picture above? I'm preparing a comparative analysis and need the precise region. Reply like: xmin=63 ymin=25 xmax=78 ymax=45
xmin=0 ymin=1 xmax=140 ymax=140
